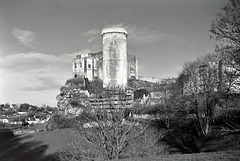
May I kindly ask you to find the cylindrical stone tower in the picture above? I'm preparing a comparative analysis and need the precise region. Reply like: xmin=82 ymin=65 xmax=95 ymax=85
xmin=101 ymin=28 xmax=128 ymax=89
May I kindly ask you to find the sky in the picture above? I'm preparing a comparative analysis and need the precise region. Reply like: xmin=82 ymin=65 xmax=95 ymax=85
xmin=0 ymin=0 xmax=227 ymax=106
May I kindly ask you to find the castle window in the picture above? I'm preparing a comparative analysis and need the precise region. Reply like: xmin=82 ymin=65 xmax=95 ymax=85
xmin=88 ymin=64 xmax=91 ymax=69
xmin=74 ymin=63 xmax=77 ymax=69
xmin=80 ymin=62 xmax=82 ymax=68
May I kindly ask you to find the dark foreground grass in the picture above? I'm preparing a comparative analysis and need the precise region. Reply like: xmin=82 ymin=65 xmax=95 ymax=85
xmin=115 ymin=151 xmax=240 ymax=161
xmin=18 ymin=128 xmax=240 ymax=161
xmin=0 ymin=129 xmax=57 ymax=161
xmin=21 ymin=128 xmax=75 ymax=154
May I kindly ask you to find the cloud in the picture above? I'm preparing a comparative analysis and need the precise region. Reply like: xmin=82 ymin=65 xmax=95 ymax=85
xmin=82 ymin=29 xmax=100 ymax=43
xmin=107 ymin=23 xmax=125 ymax=28
xmin=138 ymin=65 xmax=146 ymax=69
xmin=0 ymin=51 xmax=92 ymax=72
xmin=82 ymin=24 xmax=172 ymax=46
xmin=22 ymin=86 xmax=49 ymax=91
xmin=22 ymin=76 xmax=61 ymax=91
xmin=0 ymin=50 xmax=91 ymax=92
xmin=173 ymin=65 xmax=183 ymax=71
xmin=107 ymin=23 xmax=173 ymax=44
xmin=12 ymin=28 xmax=36 ymax=47
xmin=85 ymin=29 xmax=99 ymax=36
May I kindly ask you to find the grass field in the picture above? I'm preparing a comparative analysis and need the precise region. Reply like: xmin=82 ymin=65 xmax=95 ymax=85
xmin=115 ymin=151 xmax=240 ymax=161
xmin=19 ymin=128 xmax=240 ymax=161
xmin=21 ymin=128 xmax=75 ymax=155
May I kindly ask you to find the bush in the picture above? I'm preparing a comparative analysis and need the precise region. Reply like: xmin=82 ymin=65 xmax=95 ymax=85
xmin=158 ymin=112 xmax=240 ymax=154
xmin=46 ymin=114 xmax=73 ymax=131
xmin=214 ymin=108 xmax=240 ymax=130
xmin=160 ymin=128 xmax=223 ymax=154
xmin=65 ymin=77 xmax=84 ymax=86
xmin=133 ymin=88 xmax=149 ymax=100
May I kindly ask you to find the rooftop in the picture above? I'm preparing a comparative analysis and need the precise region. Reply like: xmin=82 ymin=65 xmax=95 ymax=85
xmin=101 ymin=28 xmax=128 ymax=36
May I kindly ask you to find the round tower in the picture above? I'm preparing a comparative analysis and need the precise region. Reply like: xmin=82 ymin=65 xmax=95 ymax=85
xmin=101 ymin=28 xmax=128 ymax=89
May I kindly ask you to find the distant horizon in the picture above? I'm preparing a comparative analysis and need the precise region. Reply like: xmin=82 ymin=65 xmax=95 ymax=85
xmin=0 ymin=0 xmax=227 ymax=106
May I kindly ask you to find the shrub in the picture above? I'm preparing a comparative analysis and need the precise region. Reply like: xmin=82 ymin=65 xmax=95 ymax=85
xmin=160 ymin=128 xmax=222 ymax=153
xmin=46 ymin=114 xmax=73 ymax=131
xmin=214 ymin=108 xmax=240 ymax=130
xmin=133 ymin=88 xmax=149 ymax=100
xmin=65 ymin=77 xmax=84 ymax=86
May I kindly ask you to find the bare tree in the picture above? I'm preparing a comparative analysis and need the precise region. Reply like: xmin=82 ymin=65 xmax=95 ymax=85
xmin=58 ymin=90 xmax=159 ymax=161
xmin=210 ymin=0 xmax=240 ymax=48
xmin=218 ymin=47 xmax=240 ymax=95
xmin=209 ymin=0 xmax=240 ymax=129
xmin=211 ymin=0 xmax=240 ymax=76
xmin=181 ymin=55 xmax=220 ymax=136
xmin=149 ymin=79 xmax=184 ymax=129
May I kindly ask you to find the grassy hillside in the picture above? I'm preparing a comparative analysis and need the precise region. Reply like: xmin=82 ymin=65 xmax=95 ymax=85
xmin=116 ymin=151 xmax=240 ymax=161
xmin=19 ymin=128 xmax=240 ymax=161
xmin=21 ymin=128 xmax=75 ymax=155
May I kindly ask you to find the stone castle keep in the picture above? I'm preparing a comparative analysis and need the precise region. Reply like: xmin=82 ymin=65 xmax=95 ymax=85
xmin=72 ymin=28 xmax=138 ymax=89
xmin=57 ymin=27 xmax=168 ymax=114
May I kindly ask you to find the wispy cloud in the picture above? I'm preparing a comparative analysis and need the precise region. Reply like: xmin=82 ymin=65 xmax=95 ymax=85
xmin=82 ymin=29 xmax=100 ymax=43
xmin=22 ymin=86 xmax=49 ymax=91
xmin=79 ymin=24 xmax=172 ymax=79
xmin=138 ymin=65 xmax=146 ymax=69
xmin=22 ymin=76 xmax=61 ymax=91
xmin=0 ymin=50 xmax=90 ymax=92
xmin=107 ymin=23 xmax=173 ymax=44
xmin=82 ymin=23 xmax=172 ymax=45
xmin=12 ymin=28 xmax=36 ymax=47
xmin=84 ymin=29 xmax=99 ymax=36
xmin=82 ymin=24 xmax=173 ymax=45
xmin=106 ymin=23 xmax=125 ymax=28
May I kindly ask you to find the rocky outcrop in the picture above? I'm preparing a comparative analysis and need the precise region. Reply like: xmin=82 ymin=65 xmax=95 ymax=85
xmin=56 ymin=77 xmax=138 ymax=116
xmin=56 ymin=86 xmax=90 ymax=117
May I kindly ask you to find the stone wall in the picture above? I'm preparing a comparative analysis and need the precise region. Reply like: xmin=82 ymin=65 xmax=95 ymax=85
xmin=128 ymin=54 xmax=138 ymax=79
xmin=72 ymin=28 xmax=138 ymax=88
xmin=72 ymin=52 xmax=103 ymax=81
xmin=102 ymin=28 xmax=128 ymax=89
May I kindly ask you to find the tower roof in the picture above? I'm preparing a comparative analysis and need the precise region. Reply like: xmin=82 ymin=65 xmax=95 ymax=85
xmin=101 ymin=28 xmax=128 ymax=36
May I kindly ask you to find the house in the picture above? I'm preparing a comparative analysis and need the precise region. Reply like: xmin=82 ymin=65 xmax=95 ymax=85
xmin=25 ymin=115 xmax=51 ymax=125
xmin=0 ymin=116 xmax=9 ymax=123
xmin=17 ymin=112 xmax=28 ymax=115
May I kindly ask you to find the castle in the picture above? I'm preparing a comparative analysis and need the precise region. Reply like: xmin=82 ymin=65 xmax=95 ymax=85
xmin=72 ymin=28 xmax=138 ymax=89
